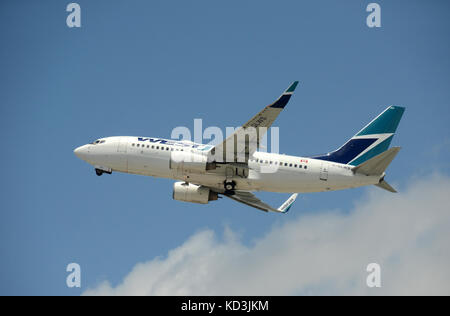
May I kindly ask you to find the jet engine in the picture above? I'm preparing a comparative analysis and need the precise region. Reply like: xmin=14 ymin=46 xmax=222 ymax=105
xmin=173 ymin=182 xmax=218 ymax=204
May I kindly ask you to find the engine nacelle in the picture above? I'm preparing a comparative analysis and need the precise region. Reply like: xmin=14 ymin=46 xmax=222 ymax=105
xmin=170 ymin=151 xmax=215 ymax=173
xmin=173 ymin=182 xmax=218 ymax=204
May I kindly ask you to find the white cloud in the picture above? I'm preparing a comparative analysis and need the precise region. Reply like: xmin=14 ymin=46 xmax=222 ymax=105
xmin=83 ymin=175 xmax=450 ymax=296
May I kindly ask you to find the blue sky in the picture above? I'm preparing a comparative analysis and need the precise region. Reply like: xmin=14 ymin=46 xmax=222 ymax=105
xmin=1 ymin=0 xmax=449 ymax=295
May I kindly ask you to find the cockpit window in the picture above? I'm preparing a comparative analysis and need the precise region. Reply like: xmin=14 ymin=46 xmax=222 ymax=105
xmin=91 ymin=139 xmax=106 ymax=145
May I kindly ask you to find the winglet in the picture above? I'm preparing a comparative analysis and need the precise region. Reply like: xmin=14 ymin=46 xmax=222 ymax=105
xmin=277 ymin=193 xmax=298 ymax=214
xmin=285 ymin=81 xmax=299 ymax=94
xmin=270 ymin=81 xmax=299 ymax=109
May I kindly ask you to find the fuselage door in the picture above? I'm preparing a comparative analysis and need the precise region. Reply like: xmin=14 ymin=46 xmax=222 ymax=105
xmin=117 ymin=139 xmax=128 ymax=153
xmin=320 ymin=162 xmax=329 ymax=181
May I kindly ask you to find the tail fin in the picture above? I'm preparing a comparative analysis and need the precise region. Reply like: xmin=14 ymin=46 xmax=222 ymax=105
xmin=313 ymin=106 xmax=405 ymax=166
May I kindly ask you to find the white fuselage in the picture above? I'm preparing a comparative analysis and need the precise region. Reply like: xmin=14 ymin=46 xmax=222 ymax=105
xmin=74 ymin=136 xmax=381 ymax=193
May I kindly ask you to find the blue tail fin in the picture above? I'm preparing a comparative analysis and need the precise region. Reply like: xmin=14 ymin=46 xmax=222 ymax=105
xmin=313 ymin=106 xmax=405 ymax=166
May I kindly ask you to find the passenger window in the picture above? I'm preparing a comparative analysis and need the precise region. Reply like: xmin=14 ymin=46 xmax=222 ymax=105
xmin=304 ymin=166 xmax=307 ymax=169
xmin=132 ymin=143 xmax=135 ymax=147
xmin=156 ymin=146 xmax=159 ymax=149
xmin=166 ymin=147 xmax=169 ymax=151
xmin=151 ymin=145 xmax=154 ymax=149
xmin=270 ymin=161 xmax=273 ymax=164
xmin=161 ymin=147 xmax=165 ymax=150
xmin=137 ymin=144 xmax=140 ymax=147
xmin=299 ymin=165 xmax=302 ymax=168
xmin=147 ymin=145 xmax=149 ymax=148
xmin=289 ymin=163 xmax=292 ymax=167
xmin=294 ymin=164 xmax=297 ymax=168
xmin=284 ymin=163 xmax=288 ymax=166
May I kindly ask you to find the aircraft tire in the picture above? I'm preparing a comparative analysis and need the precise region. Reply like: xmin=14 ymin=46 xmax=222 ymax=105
xmin=224 ymin=181 xmax=235 ymax=191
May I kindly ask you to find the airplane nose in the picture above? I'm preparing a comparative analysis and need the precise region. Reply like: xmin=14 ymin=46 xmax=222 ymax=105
xmin=74 ymin=145 xmax=89 ymax=159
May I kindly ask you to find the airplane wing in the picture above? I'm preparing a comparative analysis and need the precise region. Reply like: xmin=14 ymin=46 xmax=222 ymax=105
xmin=210 ymin=81 xmax=299 ymax=163
xmin=223 ymin=191 xmax=298 ymax=213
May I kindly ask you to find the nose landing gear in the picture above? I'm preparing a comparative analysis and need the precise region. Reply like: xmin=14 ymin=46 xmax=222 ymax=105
xmin=95 ymin=167 xmax=112 ymax=176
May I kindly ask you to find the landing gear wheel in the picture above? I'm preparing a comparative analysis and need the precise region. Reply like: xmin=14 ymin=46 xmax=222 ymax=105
xmin=224 ymin=181 xmax=236 ymax=191
xmin=95 ymin=169 xmax=103 ymax=176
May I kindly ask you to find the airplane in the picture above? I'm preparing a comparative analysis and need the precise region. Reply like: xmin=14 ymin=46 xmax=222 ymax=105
xmin=74 ymin=82 xmax=405 ymax=213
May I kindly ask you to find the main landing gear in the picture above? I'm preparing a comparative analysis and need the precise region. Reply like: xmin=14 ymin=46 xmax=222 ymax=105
xmin=224 ymin=180 xmax=236 ymax=192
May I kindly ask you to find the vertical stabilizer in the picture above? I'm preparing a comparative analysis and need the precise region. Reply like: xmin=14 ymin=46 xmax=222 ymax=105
xmin=313 ymin=106 xmax=405 ymax=165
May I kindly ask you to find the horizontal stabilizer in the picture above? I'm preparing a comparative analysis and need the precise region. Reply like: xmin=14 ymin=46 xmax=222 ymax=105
xmin=352 ymin=147 xmax=401 ymax=176
xmin=375 ymin=179 xmax=397 ymax=193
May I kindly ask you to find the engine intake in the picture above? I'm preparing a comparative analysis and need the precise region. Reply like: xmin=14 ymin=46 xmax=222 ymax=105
xmin=173 ymin=182 xmax=218 ymax=204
